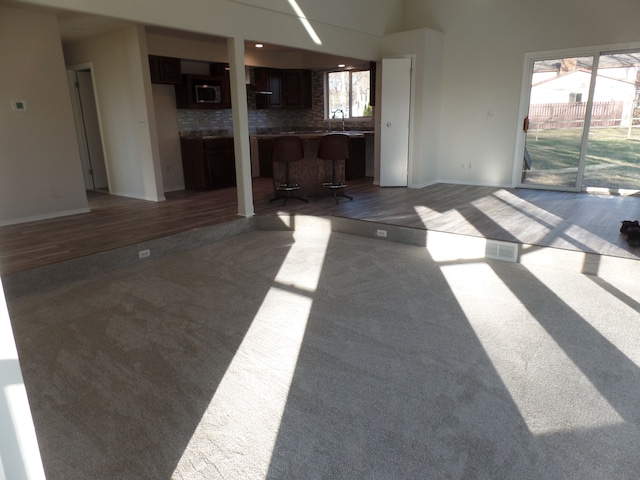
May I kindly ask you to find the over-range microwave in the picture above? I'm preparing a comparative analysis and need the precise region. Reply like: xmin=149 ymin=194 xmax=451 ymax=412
xmin=195 ymin=84 xmax=222 ymax=104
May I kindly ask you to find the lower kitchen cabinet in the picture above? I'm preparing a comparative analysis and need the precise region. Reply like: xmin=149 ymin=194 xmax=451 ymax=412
xmin=180 ymin=137 xmax=236 ymax=190
xmin=346 ymin=136 xmax=366 ymax=180
xmin=257 ymin=138 xmax=275 ymax=177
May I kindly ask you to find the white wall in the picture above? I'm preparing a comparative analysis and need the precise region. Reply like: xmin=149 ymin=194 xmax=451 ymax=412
xmin=147 ymin=30 xmax=365 ymax=70
xmin=64 ymin=27 xmax=165 ymax=201
xmin=0 ymin=6 xmax=89 ymax=225
xmin=15 ymin=0 xmax=403 ymax=61
xmin=146 ymin=32 xmax=229 ymax=64
xmin=405 ymin=0 xmax=640 ymax=187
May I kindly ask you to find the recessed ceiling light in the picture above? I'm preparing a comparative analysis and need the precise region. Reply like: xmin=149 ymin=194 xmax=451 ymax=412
xmin=338 ymin=64 xmax=346 ymax=68
xmin=255 ymin=43 xmax=264 ymax=48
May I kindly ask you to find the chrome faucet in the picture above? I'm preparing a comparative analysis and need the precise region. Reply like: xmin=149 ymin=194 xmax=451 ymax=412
xmin=331 ymin=109 xmax=345 ymax=131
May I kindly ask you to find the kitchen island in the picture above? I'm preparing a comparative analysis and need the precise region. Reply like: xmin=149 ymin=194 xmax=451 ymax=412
xmin=179 ymin=131 xmax=373 ymax=197
xmin=250 ymin=131 xmax=372 ymax=199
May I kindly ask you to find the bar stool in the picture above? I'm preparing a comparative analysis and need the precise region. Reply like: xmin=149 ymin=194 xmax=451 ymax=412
xmin=269 ymin=135 xmax=308 ymax=206
xmin=317 ymin=133 xmax=353 ymax=203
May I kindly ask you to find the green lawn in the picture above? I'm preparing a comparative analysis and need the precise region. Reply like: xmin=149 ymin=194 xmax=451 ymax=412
xmin=524 ymin=127 xmax=640 ymax=190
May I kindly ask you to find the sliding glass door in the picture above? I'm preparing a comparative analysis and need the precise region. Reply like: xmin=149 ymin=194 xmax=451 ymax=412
xmin=521 ymin=56 xmax=595 ymax=190
xmin=583 ymin=52 xmax=640 ymax=191
xmin=519 ymin=49 xmax=640 ymax=192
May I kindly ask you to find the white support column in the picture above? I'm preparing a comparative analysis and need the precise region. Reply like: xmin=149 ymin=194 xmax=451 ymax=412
xmin=227 ymin=37 xmax=255 ymax=218
xmin=0 ymin=278 xmax=46 ymax=480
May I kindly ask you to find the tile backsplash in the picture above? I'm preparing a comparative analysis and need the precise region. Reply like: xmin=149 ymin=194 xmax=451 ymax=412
xmin=177 ymin=69 xmax=374 ymax=136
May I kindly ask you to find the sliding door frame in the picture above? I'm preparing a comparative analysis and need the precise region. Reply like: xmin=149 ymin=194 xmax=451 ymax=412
xmin=513 ymin=41 xmax=640 ymax=190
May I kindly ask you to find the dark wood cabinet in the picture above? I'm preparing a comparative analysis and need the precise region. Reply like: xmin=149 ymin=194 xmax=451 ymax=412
xmin=180 ymin=138 xmax=236 ymax=190
xmin=282 ymin=69 xmax=312 ymax=108
xmin=369 ymin=61 xmax=376 ymax=107
xmin=175 ymin=64 xmax=231 ymax=109
xmin=149 ymin=56 xmax=182 ymax=84
xmin=257 ymin=138 xmax=275 ymax=177
xmin=346 ymin=136 xmax=366 ymax=180
xmin=254 ymin=68 xmax=282 ymax=109
xmin=254 ymin=68 xmax=311 ymax=110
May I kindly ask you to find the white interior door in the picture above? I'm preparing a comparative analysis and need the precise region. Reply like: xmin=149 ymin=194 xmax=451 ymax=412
xmin=74 ymin=70 xmax=109 ymax=190
xmin=380 ymin=57 xmax=412 ymax=187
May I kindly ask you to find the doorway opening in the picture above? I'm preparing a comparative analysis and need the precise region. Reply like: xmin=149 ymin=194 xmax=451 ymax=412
xmin=518 ymin=48 xmax=640 ymax=193
xmin=67 ymin=67 xmax=109 ymax=193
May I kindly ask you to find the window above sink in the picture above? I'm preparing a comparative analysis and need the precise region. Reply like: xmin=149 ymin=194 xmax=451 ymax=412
xmin=326 ymin=68 xmax=374 ymax=120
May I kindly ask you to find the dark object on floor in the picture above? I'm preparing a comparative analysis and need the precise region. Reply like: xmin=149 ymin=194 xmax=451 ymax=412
xmin=620 ymin=220 xmax=639 ymax=234
xmin=627 ymin=227 xmax=640 ymax=247
xmin=620 ymin=220 xmax=640 ymax=246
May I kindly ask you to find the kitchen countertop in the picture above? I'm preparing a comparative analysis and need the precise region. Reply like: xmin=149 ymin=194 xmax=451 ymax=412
xmin=253 ymin=130 xmax=374 ymax=138
xmin=181 ymin=131 xmax=374 ymax=140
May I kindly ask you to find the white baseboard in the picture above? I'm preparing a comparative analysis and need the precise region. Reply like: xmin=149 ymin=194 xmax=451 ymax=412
xmin=108 ymin=190 xmax=166 ymax=202
xmin=0 ymin=207 xmax=91 ymax=226
xmin=408 ymin=179 xmax=438 ymax=189
xmin=163 ymin=185 xmax=185 ymax=193
xmin=436 ymin=178 xmax=514 ymax=189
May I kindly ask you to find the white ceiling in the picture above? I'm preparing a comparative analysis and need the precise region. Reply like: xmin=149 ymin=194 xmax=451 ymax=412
xmin=0 ymin=0 xmax=370 ymax=68
xmin=56 ymin=8 xmax=369 ymax=69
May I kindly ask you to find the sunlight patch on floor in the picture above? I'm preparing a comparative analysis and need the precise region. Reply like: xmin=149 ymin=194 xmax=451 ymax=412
xmin=439 ymin=262 xmax=624 ymax=435
xmin=426 ymin=230 xmax=488 ymax=262
xmin=470 ymin=193 xmax=553 ymax=243
xmin=558 ymin=223 xmax=631 ymax=255
xmin=172 ymin=222 xmax=331 ymax=478
xmin=585 ymin=186 xmax=640 ymax=196
xmin=527 ymin=265 xmax=640 ymax=368
xmin=414 ymin=205 xmax=483 ymax=236
xmin=0 ymin=277 xmax=46 ymax=480
xmin=492 ymin=189 xmax=564 ymax=226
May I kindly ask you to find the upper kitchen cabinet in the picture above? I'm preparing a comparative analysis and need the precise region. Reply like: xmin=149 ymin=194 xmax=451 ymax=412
xmin=254 ymin=68 xmax=311 ymax=110
xmin=149 ymin=55 xmax=182 ymax=84
xmin=254 ymin=68 xmax=281 ymax=109
xmin=175 ymin=62 xmax=231 ymax=109
xmin=282 ymin=70 xmax=312 ymax=109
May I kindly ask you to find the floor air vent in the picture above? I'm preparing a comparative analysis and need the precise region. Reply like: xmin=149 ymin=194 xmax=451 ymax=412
xmin=485 ymin=240 xmax=518 ymax=263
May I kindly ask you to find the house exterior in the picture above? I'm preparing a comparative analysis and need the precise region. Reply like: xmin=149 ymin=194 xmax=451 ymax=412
xmin=530 ymin=69 xmax=637 ymax=128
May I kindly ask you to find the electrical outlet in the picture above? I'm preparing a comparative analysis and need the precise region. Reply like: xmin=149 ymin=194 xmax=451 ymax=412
xmin=138 ymin=249 xmax=151 ymax=259
xmin=376 ymin=229 xmax=387 ymax=238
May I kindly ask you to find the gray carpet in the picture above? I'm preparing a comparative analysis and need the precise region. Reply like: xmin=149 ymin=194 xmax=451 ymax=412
xmin=7 ymin=227 xmax=640 ymax=479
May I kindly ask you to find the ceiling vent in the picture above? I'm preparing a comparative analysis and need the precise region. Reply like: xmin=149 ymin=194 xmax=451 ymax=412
xmin=485 ymin=239 xmax=518 ymax=263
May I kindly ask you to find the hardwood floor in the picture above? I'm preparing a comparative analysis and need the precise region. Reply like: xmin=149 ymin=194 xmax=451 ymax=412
xmin=1 ymin=177 xmax=639 ymax=275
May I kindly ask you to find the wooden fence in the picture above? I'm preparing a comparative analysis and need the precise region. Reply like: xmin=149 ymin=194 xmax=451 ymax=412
xmin=528 ymin=101 xmax=624 ymax=129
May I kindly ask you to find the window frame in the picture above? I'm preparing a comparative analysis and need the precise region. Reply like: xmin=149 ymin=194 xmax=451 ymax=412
xmin=324 ymin=68 xmax=371 ymax=120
